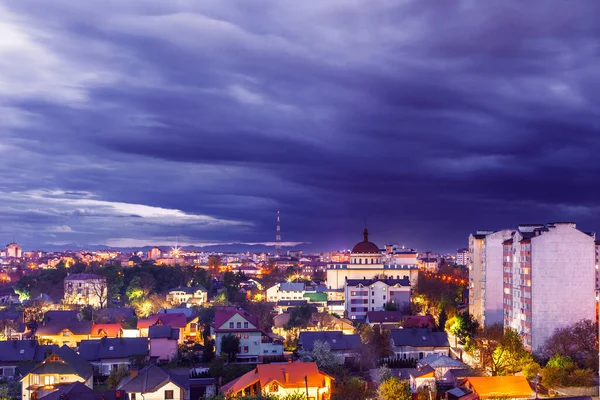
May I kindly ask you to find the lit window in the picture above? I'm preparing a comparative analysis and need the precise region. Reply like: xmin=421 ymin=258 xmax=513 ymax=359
xmin=244 ymin=334 xmax=249 ymax=339
xmin=270 ymin=383 xmax=279 ymax=392
xmin=164 ymin=390 xmax=174 ymax=399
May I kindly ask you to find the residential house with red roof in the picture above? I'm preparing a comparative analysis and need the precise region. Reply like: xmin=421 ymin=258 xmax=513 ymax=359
xmin=137 ymin=312 xmax=199 ymax=343
xmin=90 ymin=323 xmax=122 ymax=339
xmin=221 ymin=361 xmax=332 ymax=399
xmin=211 ymin=310 xmax=283 ymax=363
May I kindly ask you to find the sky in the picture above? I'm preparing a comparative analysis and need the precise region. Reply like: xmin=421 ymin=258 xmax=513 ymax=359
xmin=1 ymin=1 xmax=599 ymax=253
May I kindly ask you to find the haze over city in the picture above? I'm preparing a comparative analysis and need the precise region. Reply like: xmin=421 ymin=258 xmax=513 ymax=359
xmin=1 ymin=1 xmax=599 ymax=252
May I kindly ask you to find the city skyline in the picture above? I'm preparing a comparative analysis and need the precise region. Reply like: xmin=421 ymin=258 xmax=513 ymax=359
xmin=1 ymin=1 xmax=599 ymax=252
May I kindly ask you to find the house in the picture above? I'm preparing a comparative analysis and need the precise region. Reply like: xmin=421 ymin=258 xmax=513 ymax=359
xmin=0 ymin=340 xmax=57 ymax=379
xmin=344 ymin=277 xmax=411 ymax=320
xmin=39 ymin=381 xmax=125 ymax=400
xmin=42 ymin=310 xmax=80 ymax=324
xmin=272 ymin=313 xmax=354 ymax=337
xmin=166 ymin=286 xmax=208 ymax=306
xmin=137 ymin=313 xmax=186 ymax=342
xmin=365 ymin=311 xmax=404 ymax=329
xmin=409 ymin=365 xmax=436 ymax=393
xmin=275 ymin=300 xmax=309 ymax=314
xmin=21 ymin=345 xmax=94 ymax=400
xmin=79 ymin=337 xmax=149 ymax=376
xmin=461 ymin=376 xmax=533 ymax=399
xmin=221 ymin=361 xmax=333 ymax=399
xmin=390 ymin=328 xmax=450 ymax=360
xmin=417 ymin=354 xmax=468 ymax=386
xmin=90 ymin=323 xmax=122 ymax=338
xmin=117 ymin=364 xmax=190 ymax=400
xmin=298 ymin=331 xmax=361 ymax=362
xmin=212 ymin=310 xmax=283 ymax=362
xmin=149 ymin=326 xmax=179 ymax=362
xmin=36 ymin=321 xmax=92 ymax=347
xmin=63 ymin=274 xmax=107 ymax=308
xmin=266 ymin=282 xmax=307 ymax=302
xmin=0 ymin=310 xmax=28 ymax=340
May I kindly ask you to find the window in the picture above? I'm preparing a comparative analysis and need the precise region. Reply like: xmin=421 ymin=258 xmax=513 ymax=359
xmin=371 ymin=299 xmax=374 ymax=304
xmin=244 ymin=346 xmax=249 ymax=353
xmin=383 ymin=295 xmax=386 ymax=300
xmin=237 ymin=334 xmax=242 ymax=339
xmin=164 ymin=390 xmax=174 ymax=399
xmin=269 ymin=383 xmax=279 ymax=392
xmin=49 ymin=354 xmax=60 ymax=362
xmin=62 ymin=331 xmax=70 ymax=337
xmin=44 ymin=375 xmax=55 ymax=385
xmin=131 ymin=394 xmax=136 ymax=400
xmin=237 ymin=322 xmax=242 ymax=328
xmin=243 ymin=322 xmax=249 ymax=328
xmin=229 ymin=322 xmax=234 ymax=329
xmin=244 ymin=334 xmax=249 ymax=339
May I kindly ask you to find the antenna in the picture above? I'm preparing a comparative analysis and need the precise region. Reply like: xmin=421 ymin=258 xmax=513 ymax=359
xmin=276 ymin=209 xmax=282 ymax=256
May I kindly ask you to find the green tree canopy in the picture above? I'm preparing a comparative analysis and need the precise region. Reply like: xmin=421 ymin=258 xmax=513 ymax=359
xmin=220 ymin=334 xmax=240 ymax=362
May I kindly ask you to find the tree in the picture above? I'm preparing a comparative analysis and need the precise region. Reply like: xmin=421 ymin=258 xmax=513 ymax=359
xmin=15 ymin=275 xmax=35 ymax=301
xmin=207 ymin=255 xmax=222 ymax=275
xmin=241 ymin=301 xmax=274 ymax=331
xmin=540 ymin=355 xmax=594 ymax=388
xmin=383 ymin=302 xmax=398 ymax=311
xmin=373 ymin=365 xmax=393 ymax=384
xmin=0 ymin=377 xmax=20 ymax=400
xmin=126 ymin=276 xmax=144 ymax=301
xmin=220 ymin=334 xmax=240 ymax=361
xmin=0 ymin=318 xmax=18 ymax=340
xmin=437 ymin=309 xmax=448 ymax=332
xmin=451 ymin=311 xmax=479 ymax=345
xmin=98 ymin=264 xmax=124 ymax=301
xmin=298 ymin=340 xmax=344 ymax=377
xmin=332 ymin=377 xmax=371 ymax=400
xmin=285 ymin=304 xmax=313 ymax=331
xmin=470 ymin=325 xmax=530 ymax=376
xmin=542 ymin=319 xmax=598 ymax=370
xmin=88 ymin=277 xmax=108 ymax=308
xmin=377 ymin=377 xmax=411 ymax=400
xmin=359 ymin=324 xmax=392 ymax=368
xmin=107 ymin=365 xmax=129 ymax=389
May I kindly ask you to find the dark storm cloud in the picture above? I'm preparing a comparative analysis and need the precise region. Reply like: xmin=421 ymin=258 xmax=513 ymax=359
xmin=0 ymin=0 xmax=599 ymax=251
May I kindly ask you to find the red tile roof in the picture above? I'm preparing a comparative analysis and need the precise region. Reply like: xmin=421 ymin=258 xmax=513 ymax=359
xmin=137 ymin=313 xmax=186 ymax=329
xmin=221 ymin=361 xmax=332 ymax=395
xmin=91 ymin=323 xmax=122 ymax=338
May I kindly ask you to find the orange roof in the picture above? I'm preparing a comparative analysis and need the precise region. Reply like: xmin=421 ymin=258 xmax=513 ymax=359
xmin=91 ymin=323 xmax=122 ymax=338
xmin=221 ymin=361 xmax=332 ymax=394
xmin=463 ymin=376 xmax=532 ymax=399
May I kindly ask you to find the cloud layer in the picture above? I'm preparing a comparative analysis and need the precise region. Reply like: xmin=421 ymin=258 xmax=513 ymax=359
xmin=1 ymin=1 xmax=599 ymax=251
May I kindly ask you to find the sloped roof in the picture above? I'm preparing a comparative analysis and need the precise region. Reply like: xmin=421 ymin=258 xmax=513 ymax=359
xmin=117 ymin=364 xmax=189 ymax=392
xmin=366 ymin=311 xmax=404 ymax=323
xmin=137 ymin=313 xmax=186 ymax=329
xmin=167 ymin=285 xmax=207 ymax=294
xmin=346 ymin=278 xmax=410 ymax=287
xmin=213 ymin=310 xmax=259 ymax=331
xmin=39 ymin=381 xmax=101 ymax=400
xmin=298 ymin=331 xmax=361 ymax=352
xmin=91 ymin=323 xmax=122 ymax=338
xmin=402 ymin=315 xmax=436 ymax=329
xmin=29 ymin=345 xmax=93 ymax=380
xmin=419 ymin=354 xmax=467 ymax=369
xmin=0 ymin=340 xmax=57 ymax=363
xmin=96 ymin=308 xmax=135 ymax=323
xmin=278 ymin=282 xmax=305 ymax=292
xmin=463 ymin=376 xmax=532 ymax=399
xmin=410 ymin=365 xmax=435 ymax=378
xmin=149 ymin=325 xmax=179 ymax=340
xmin=390 ymin=328 xmax=450 ymax=348
xmin=43 ymin=310 xmax=79 ymax=323
xmin=79 ymin=338 xmax=148 ymax=361
xmin=36 ymin=321 xmax=93 ymax=336
xmin=64 ymin=273 xmax=105 ymax=281
xmin=221 ymin=361 xmax=331 ymax=395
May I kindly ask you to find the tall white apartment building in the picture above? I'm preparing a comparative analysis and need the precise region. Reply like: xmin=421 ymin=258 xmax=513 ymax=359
xmin=64 ymin=273 xmax=108 ymax=308
xmin=503 ymin=223 xmax=595 ymax=351
xmin=456 ymin=248 xmax=469 ymax=266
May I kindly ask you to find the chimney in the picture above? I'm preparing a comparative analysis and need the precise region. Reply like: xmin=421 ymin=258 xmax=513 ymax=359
xmin=283 ymin=370 xmax=289 ymax=383
xmin=129 ymin=367 xmax=139 ymax=379
xmin=288 ymin=358 xmax=293 ymax=364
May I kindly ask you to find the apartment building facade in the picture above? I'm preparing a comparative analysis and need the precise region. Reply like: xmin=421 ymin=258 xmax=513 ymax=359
xmin=344 ymin=277 xmax=411 ymax=320
xmin=502 ymin=223 xmax=595 ymax=351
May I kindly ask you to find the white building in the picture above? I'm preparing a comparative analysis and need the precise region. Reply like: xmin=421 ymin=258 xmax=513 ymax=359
xmin=468 ymin=229 xmax=512 ymax=327
xmin=6 ymin=242 xmax=22 ymax=258
xmin=166 ymin=286 xmax=208 ymax=306
xmin=456 ymin=248 xmax=469 ymax=266
xmin=503 ymin=222 xmax=595 ymax=351
xmin=148 ymin=247 xmax=162 ymax=260
xmin=344 ymin=277 xmax=411 ymax=320
xmin=326 ymin=228 xmax=419 ymax=290
xmin=64 ymin=273 xmax=108 ymax=308
xmin=266 ymin=282 xmax=307 ymax=302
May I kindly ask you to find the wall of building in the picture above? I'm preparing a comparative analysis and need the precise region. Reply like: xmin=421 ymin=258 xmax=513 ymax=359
xmin=150 ymin=338 xmax=178 ymax=361
xmin=483 ymin=230 xmax=513 ymax=326
xmin=468 ymin=235 xmax=485 ymax=324
xmin=531 ymin=224 xmax=595 ymax=351
xmin=128 ymin=382 xmax=185 ymax=400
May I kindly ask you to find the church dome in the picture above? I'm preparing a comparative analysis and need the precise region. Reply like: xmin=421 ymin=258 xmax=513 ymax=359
xmin=351 ymin=228 xmax=380 ymax=254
